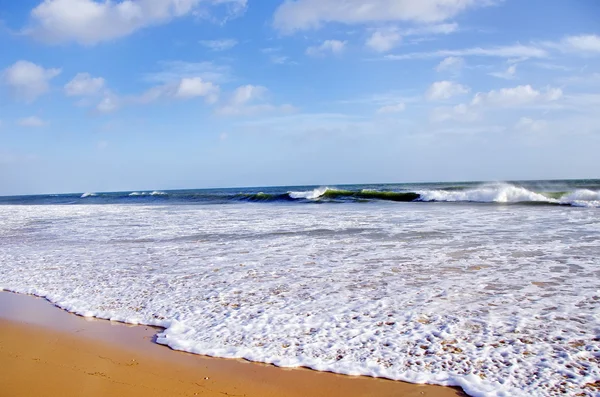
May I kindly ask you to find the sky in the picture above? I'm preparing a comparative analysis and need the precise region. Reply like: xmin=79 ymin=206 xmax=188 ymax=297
xmin=1 ymin=0 xmax=600 ymax=195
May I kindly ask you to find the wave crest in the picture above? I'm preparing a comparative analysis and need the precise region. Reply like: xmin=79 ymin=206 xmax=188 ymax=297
xmin=418 ymin=183 xmax=553 ymax=203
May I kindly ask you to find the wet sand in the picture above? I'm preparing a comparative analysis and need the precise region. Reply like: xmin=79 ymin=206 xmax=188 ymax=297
xmin=0 ymin=291 xmax=467 ymax=397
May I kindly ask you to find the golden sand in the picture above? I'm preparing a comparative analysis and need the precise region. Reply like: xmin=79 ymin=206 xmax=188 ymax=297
xmin=0 ymin=292 xmax=466 ymax=397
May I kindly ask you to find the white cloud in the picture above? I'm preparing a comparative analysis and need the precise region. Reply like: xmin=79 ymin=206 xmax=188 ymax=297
xmin=407 ymin=22 xmax=458 ymax=35
xmin=217 ymin=85 xmax=295 ymax=116
xmin=366 ymin=28 xmax=401 ymax=52
xmin=64 ymin=72 xmax=105 ymax=96
xmin=2 ymin=60 xmax=61 ymax=103
xmin=436 ymin=56 xmax=465 ymax=73
xmin=431 ymin=103 xmax=479 ymax=123
xmin=259 ymin=47 xmax=294 ymax=65
xmin=17 ymin=116 xmax=47 ymax=127
xmin=25 ymin=0 xmax=247 ymax=45
xmin=430 ymin=85 xmax=563 ymax=124
xmin=274 ymin=0 xmax=493 ymax=33
xmin=199 ymin=38 xmax=238 ymax=51
xmin=546 ymin=34 xmax=600 ymax=54
xmin=261 ymin=47 xmax=280 ymax=54
xmin=96 ymin=95 xmax=119 ymax=113
xmin=174 ymin=77 xmax=219 ymax=102
xmin=377 ymin=103 xmax=406 ymax=114
xmin=144 ymin=61 xmax=231 ymax=84
xmin=95 ymin=75 xmax=220 ymax=113
xmin=136 ymin=77 xmax=220 ymax=104
xmin=364 ymin=22 xmax=459 ymax=53
xmin=306 ymin=40 xmax=346 ymax=57
xmin=471 ymin=85 xmax=562 ymax=107
xmin=230 ymin=84 xmax=267 ymax=105
xmin=270 ymin=55 xmax=291 ymax=65
xmin=515 ymin=117 xmax=547 ymax=132
xmin=426 ymin=80 xmax=469 ymax=101
xmin=386 ymin=44 xmax=548 ymax=60
xmin=489 ymin=64 xmax=517 ymax=80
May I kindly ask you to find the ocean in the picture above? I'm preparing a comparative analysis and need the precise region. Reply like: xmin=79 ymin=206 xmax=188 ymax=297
xmin=1 ymin=180 xmax=599 ymax=396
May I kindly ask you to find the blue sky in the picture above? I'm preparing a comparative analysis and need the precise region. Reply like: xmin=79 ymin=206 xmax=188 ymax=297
xmin=1 ymin=0 xmax=599 ymax=195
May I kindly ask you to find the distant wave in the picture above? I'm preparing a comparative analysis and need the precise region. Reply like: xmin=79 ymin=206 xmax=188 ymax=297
xmin=2 ymin=181 xmax=598 ymax=208
xmin=289 ymin=187 xmax=420 ymax=202
xmin=417 ymin=183 xmax=600 ymax=207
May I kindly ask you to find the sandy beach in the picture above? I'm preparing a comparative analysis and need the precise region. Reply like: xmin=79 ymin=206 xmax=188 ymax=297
xmin=0 ymin=291 xmax=466 ymax=397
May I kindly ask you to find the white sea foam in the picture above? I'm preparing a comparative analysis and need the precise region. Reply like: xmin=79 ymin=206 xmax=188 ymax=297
xmin=418 ymin=183 xmax=600 ymax=207
xmin=1 ymin=203 xmax=599 ymax=396
xmin=288 ymin=187 xmax=330 ymax=200
xmin=559 ymin=189 xmax=600 ymax=208
xmin=129 ymin=191 xmax=166 ymax=197
xmin=80 ymin=192 xmax=97 ymax=198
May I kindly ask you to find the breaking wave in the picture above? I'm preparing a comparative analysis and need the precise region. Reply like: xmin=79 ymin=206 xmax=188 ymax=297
xmin=2 ymin=181 xmax=599 ymax=208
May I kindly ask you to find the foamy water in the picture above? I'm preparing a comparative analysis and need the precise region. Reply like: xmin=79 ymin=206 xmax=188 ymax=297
xmin=1 ymin=202 xmax=599 ymax=396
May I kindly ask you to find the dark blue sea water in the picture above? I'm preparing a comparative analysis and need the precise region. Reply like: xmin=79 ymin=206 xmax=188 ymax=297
xmin=1 ymin=179 xmax=599 ymax=206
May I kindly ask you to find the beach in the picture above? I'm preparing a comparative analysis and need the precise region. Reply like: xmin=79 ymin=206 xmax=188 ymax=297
xmin=0 ymin=291 xmax=465 ymax=397
xmin=1 ymin=181 xmax=599 ymax=396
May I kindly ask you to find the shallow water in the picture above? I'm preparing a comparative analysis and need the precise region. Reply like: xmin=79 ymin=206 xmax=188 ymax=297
xmin=1 ymin=200 xmax=599 ymax=396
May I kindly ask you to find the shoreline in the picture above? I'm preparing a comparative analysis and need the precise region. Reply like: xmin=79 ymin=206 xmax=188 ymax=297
xmin=0 ymin=291 xmax=467 ymax=397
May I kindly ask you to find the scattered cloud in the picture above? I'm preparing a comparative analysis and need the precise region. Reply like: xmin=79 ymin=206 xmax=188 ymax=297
xmin=366 ymin=23 xmax=460 ymax=52
xmin=17 ymin=116 xmax=47 ymax=127
xmin=544 ymin=34 xmax=600 ymax=54
xmin=431 ymin=103 xmax=479 ymax=123
xmin=274 ymin=0 xmax=494 ymax=33
xmin=426 ymin=80 xmax=470 ymax=101
xmin=430 ymin=85 xmax=563 ymax=123
xmin=306 ymin=40 xmax=346 ymax=57
xmin=377 ymin=103 xmax=406 ymax=114
xmin=216 ymin=85 xmax=295 ymax=116
xmin=144 ymin=61 xmax=231 ymax=84
xmin=96 ymin=95 xmax=119 ymax=113
xmin=559 ymin=72 xmax=600 ymax=87
xmin=533 ymin=62 xmax=573 ymax=72
xmin=403 ymin=22 xmax=458 ymax=36
xmin=366 ymin=28 xmax=401 ymax=52
xmin=471 ymin=85 xmax=562 ymax=107
xmin=94 ymin=72 xmax=221 ymax=113
xmin=436 ymin=56 xmax=465 ymax=73
xmin=489 ymin=64 xmax=517 ymax=80
xmin=200 ymin=38 xmax=238 ymax=51
xmin=24 ymin=0 xmax=248 ymax=45
xmin=135 ymin=77 xmax=220 ymax=105
xmin=260 ymin=47 xmax=294 ymax=65
xmin=173 ymin=77 xmax=219 ymax=101
xmin=270 ymin=55 xmax=292 ymax=64
xmin=233 ymin=85 xmax=269 ymax=105
xmin=2 ymin=60 xmax=61 ymax=103
xmin=386 ymin=44 xmax=548 ymax=60
xmin=64 ymin=73 xmax=105 ymax=96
